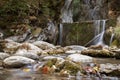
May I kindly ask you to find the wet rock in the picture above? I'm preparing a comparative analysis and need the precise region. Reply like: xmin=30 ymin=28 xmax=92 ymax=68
xmin=81 ymin=49 xmax=114 ymax=58
xmin=0 ymin=67 xmax=3 ymax=70
xmin=0 ymin=52 xmax=10 ymax=60
xmin=65 ymin=45 xmax=87 ymax=54
xmin=65 ymin=50 xmax=81 ymax=54
xmin=65 ymin=46 xmax=87 ymax=54
xmin=33 ymin=41 xmax=56 ymax=50
xmin=60 ymin=69 xmax=70 ymax=77
xmin=61 ymin=61 xmax=82 ymax=75
xmin=111 ymin=49 xmax=120 ymax=59
xmin=0 ymin=39 xmax=21 ymax=54
xmin=43 ymin=56 xmax=64 ymax=61
xmin=42 ymin=65 xmax=50 ymax=74
xmin=65 ymin=45 xmax=87 ymax=50
xmin=14 ymin=49 xmax=39 ymax=60
xmin=44 ymin=48 xmax=65 ymax=54
xmin=18 ymin=43 xmax=43 ymax=55
xmin=100 ymin=63 xmax=120 ymax=76
xmin=49 ymin=65 xmax=57 ymax=74
xmin=66 ymin=54 xmax=93 ymax=63
xmin=88 ymin=45 xmax=103 ymax=50
xmin=3 ymin=56 xmax=35 ymax=68
xmin=0 ymin=60 xmax=3 ymax=67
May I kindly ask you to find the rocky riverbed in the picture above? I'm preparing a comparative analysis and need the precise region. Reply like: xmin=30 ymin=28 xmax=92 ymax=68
xmin=0 ymin=39 xmax=120 ymax=80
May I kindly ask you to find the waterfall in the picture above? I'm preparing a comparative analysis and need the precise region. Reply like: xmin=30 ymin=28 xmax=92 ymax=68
xmin=94 ymin=20 xmax=106 ymax=45
xmin=59 ymin=23 xmax=63 ymax=45
xmin=59 ymin=0 xmax=73 ymax=45
xmin=109 ymin=33 xmax=115 ymax=46
xmin=61 ymin=0 xmax=73 ymax=23
xmin=94 ymin=20 xmax=100 ymax=36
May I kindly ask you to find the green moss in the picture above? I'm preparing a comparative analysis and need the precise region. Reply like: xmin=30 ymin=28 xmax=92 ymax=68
xmin=110 ymin=39 xmax=119 ymax=47
xmin=114 ymin=27 xmax=120 ymax=39
xmin=45 ymin=58 xmax=57 ymax=67
xmin=64 ymin=61 xmax=81 ymax=75
xmin=62 ymin=22 xmax=94 ymax=46
xmin=107 ymin=19 xmax=117 ymax=27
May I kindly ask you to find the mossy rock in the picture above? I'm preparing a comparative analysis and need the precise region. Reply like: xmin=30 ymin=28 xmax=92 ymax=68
xmin=114 ymin=27 xmax=120 ymax=38
xmin=110 ymin=39 xmax=119 ymax=48
xmin=63 ymin=61 xmax=82 ymax=75
xmin=45 ymin=58 xmax=57 ymax=67
xmin=81 ymin=49 xmax=114 ymax=58
xmin=31 ymin=27 xmax=42 ymax=36
xmin=103 ymin=70 xmax=120 ymax=77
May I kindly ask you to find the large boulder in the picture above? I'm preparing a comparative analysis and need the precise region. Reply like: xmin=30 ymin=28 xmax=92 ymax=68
xmin=17 ymin=43 xmax=43 ymax=55
xmin=66 ymin=54 xmax=93 ymax=63
xmin=0 ymin=52 xmax=10 ymax=60
xmin=0 ymin=39 xmax=21 ymax=54
xmin=3 ymin=56 xmax=35 ymax=68
xmin=14 ymin=49 xmax=39 ymax=60
xmin=32 ymin=41 xmax=56 ymax=50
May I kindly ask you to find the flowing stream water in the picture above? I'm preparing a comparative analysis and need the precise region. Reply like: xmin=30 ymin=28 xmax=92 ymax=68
xmin=61 ymin=0 xmax=73 ymax=23
xmin=94 ymin=20 xmax=106 ymax=45
xmin=2 ymin=0 xmax=118 ymax=80
xmin=84 ymin=20 xmax=107 ymax=46
xmin=0 ymin=57 xmax=120 ymax=80
xmin=109 ymin=33 xmax=115 ymax=46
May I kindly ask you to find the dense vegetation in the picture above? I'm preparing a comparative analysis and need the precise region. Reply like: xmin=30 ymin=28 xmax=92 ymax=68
xmin=0 ymin=0 xmax=64 ymax=35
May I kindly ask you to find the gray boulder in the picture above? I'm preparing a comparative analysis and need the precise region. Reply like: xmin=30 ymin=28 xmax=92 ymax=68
xmin=3 ymin=56 xmax=35 ymax=68
xmin=0 ymin=52 xmax=10 ymax=60
xmin=18 ymin=42 xmax=43 ymax=55
xmin=66 ymin=54 xmax=93 ymax=63
xmin=33 ymin=41 xmax=56 ymax=50
xmin=14 ymin=49 xmax=39 ymax=60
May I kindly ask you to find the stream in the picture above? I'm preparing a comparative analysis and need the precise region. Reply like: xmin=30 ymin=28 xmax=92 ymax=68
xmin=0 ymin=57 xmax=120 ymax=80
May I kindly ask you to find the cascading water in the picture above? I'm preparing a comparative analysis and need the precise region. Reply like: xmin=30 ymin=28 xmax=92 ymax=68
xmin=59 ymin=23 xmax=63 ymax=45
xmin=73 ymin=0 xmax=108 ymax=21
xmin=61 ymin=0 xmax=73 ymax=23
xmin=59 ymin=0 xmax=73 ymax=45
xmin=109 ymin=33 xmax=115 ymax=46
xmin=93 ymin=20 xmax=106 ymax=45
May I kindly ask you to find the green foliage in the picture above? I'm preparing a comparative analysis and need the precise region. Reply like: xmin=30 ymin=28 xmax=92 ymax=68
xmin=0 ymin=0 xmax=29 ymax=17
xmin=114 ymin=27 xmax=120 ymax=38
xmin=73 ymin=0 xmax=82 ymax=21
xmin=40 ymin=0 xmax=64 ymax=22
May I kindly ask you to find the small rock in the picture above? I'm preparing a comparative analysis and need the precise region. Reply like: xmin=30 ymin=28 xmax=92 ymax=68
xmin=60 ymin=69 xmax=70 ymax=77
xmin=42 ymin=65 xmax=50 ymax=74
